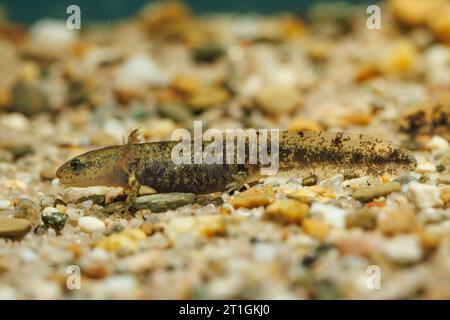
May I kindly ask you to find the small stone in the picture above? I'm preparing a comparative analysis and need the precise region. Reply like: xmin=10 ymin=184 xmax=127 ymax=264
xmin=289 ymin=186 xmax=335 ymax=204
xmin=379 ymin=206 xmax=417 ymax=235
xmin=104 ymin=224 xmax=125 ymax=236
xmin=407 ymin=182 xmax=443 ymax=209
xmin=140 ymin=222 xmax=163 ymax=236
xmin=41 ymin=210 xmax=67 ymax=232
xmin=346 ymin=209 xmax=377 ymax=230
xmin=255 ymin=85 xmax=302 ymax=115
xmin=380 ymin=39 xmax=418 ymax=75
xmin=14 ymin=198 xmax=40 ymax=223
xmin=193 ymin=43 xmax=225 ymax=64
xmin=394 ymin=175 xmax=419 ymax=185
xmin=229 ymin=187 xmax=275 ymax=209
xmin=385 ymin=235 xmax=423 ymax=264
xmin=78 ymin=216 xmax=106 ymax=233
xmin=302 ymin=218 xmax=330 ymax=240
xmin=310 ymin=203 xmax=347 ymax=229
xmin=287 ymin=118 xmax=322 ymax=132
xmin=40 ymin=195 xmax=56 ymax=208
xmin=427 ymin=4 xmax=450 ymax=43
xmin=340 ymin=113 xmax=372 ymax=126
xmin=425 ymin=135 xmax=449 ymax=157
xmin=0 ymin=199 xmax=11 ymax=210
xmin=187 ymin=86 xmax=230 ymax=110
xmin=266 ymin=199 xmax=309 ymax=224
xmin=11 ymin=81 xmax=48 ymax=116
xmin=29 ymin=19 xmax=78 ymax=50
xmin=158 ymin=103 xmax=193 ymax=123
xmin=390 ymin=0 xmax=446 ymax=26
xmin=7 ymin=143 xmax=33 ymax=160
xmin=171 ymin=74 xmax=201 ymax=94
xmin=137 ymin=185 xmax=157 ymax=196
xmin=302 ymin=175 xmax=318 ymax=186
xmin=352 ymin=182 xmax=402 ymax=202
xmin=0 ymin=217 xmax=32 ymax=238
xmin=416 ymin=162 xmax=437 ymax=173
xmin=115 ymin=53 xmax=169 ymax=89
xmin=97 ymin=228 xmax=147 ymax=255
xmin=133 ymin=193 xmax=195 ymax=212
xmin=40 ymin=165 xmax=56 ymax=180
xmin=166 ymin=215 xmax=226 ymax=240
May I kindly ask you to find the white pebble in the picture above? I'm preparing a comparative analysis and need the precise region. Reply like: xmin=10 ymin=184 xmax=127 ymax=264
xmin=30 ymin=19 xmax=78 ymax=49
xmin=42 ymin=206 xmax=59 ymax=214
xmin=81 ymin=200 xmax=94 ymax=210
xmin=310 ymin=203 xmax=346 ymax=229
xmin=385 ymin=235 xmax=423 ymax=264
xmin=425 ymin=135 xmax=449 ymax=157
xmin=66 ymin=207 xmax=84 ymax=221
xmin=416 ymin=162 xmax=436 ymax=173
xmin=407 ymin=182 xmax=443 ymax=209
xmin=78 ymin=216 xmax=106 ymax=233
xmin=0 ymin=199 xmax=11 ymax=210
xmin=342 ymin=176 xmax=369 ymax=188
xmin=115 ymin=53 xmax=169 ymax=89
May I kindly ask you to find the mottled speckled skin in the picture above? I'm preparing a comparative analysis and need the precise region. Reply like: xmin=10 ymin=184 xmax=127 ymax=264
xmin=56 ymin=131 xmax=416 ymax=194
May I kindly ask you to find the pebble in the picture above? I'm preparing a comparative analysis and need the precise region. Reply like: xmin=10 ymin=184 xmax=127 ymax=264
xmin=310 ymin=203 xmax=347 ymax=229
xmin=385 ymin=235 xmax=423 ymax=264
xmin=41 ymin=210 xmax=67 ymax=232
xmin=407 ymin=182 xmax=443 ymax=209
xmin=394 ymin=175 xmax=419 ymax=185
xmin=40 ymin=195 xmax=56 ymax=209
xmin=345 ymin=209 xmax=377 ymax=230
xmin=425 ymin=135 xmax=449 ymax=157
xmin=427 ymin=4 xmax=450 ymax=43
xmin=416 ymin=162 xmax=437 ymax=173
xmin=166 ymin=215 xmax=226 ymax=240
xmin=0 ymin=199 xmax=12 ymax=210
xmin=341 ymin=176 xmax=370 ymax=189
xmin=14 ymin=198 xmax=40 ymax=223
xmin=193 ymin=43 xmax=225 ymax=63
xmin=266 ymin=199 xmax=309 ymax=224
xmin=158 ymin=103 xmax=193 ymax=123
xmin=0 ymin=217 xmax=32 ymax=238
xmin=390 ymin=0 xmax=446 ymax=26
xmin=116 ymin=53 xmax=169 ymax=89
xmin=229 ymin=187 xmax=275 ymax=209
xmin=301 ymin=175 xmax=318 ymax=186
xmin=302 ymin=218 xmax=330 ymax=240
xmin=289 ymin=186 xmax=335 ymax=204
xmin=171 ymin=74 xmax=201 ymax=94
xmin=378 ymin=206 xmax=417 ymax=235
xmin=352 ymin=182 xmax=402 ymax=202
xmin=29 ymin=19 xmax=78 ymax=50
xmin=187 ymin=86 xmax=230 ymax=110
xmin=287 ymin=118 xmax=322 ymax=132
xmin=133 ymin=193 xmax=195 ymax=212
xmin=97 ymin=229 xmax=147 ymax=255
xmin=78 ymin=216 xmax=106 ymax=234
xmin=380 ymin=39 xmax=418 ymax=75
xmin=255 ymin=85 xmax=302 ymax=115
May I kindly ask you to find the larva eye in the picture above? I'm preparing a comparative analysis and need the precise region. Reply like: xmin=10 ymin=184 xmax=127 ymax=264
xmin=70 ymin=159 xmax=83 ymax=171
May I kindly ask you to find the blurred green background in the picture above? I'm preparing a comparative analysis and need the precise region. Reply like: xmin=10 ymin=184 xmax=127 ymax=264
xmin=1 ymin=0 xmax=376 ymax=23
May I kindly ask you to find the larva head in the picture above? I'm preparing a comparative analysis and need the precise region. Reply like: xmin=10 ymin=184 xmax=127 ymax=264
xmin=56 ymin=146 xmax=127 ymax=187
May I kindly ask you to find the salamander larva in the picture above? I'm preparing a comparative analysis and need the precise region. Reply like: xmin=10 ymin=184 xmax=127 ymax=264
xmin=56 ymin=129 xmax=416 ymax=211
